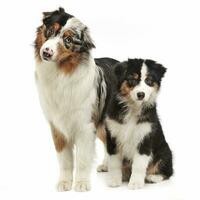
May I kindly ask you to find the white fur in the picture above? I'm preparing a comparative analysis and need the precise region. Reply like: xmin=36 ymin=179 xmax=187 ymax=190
xmin=40 ymin=36 xmax=60 ymax=61
xmin=146 ymin=174 xmax=164 ymax=183
xmin=130 ymin=63 xmax=157 ymax=105
xmin=35 ymin=52 xmax=98 ymax=191
xmin=56 ymin=145 xmax=73 ymax=191
xmin=128 ymin=152 xmax=151 ymax=189
xmin=107 ymin=154 xmax=122 ymax=187
xmin=97 ymin=145 xmax=108 ymax=172
xmin=106 ymin=109 xmax=152 ymax=188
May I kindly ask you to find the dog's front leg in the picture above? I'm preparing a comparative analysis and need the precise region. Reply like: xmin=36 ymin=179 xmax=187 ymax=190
xmin=128 ymin=151 xmax=150 ymax=189
xmin=50 ymin=124 xmax=73 ymax=192
xmin=74 ymin=123 xmax=95 ymax=192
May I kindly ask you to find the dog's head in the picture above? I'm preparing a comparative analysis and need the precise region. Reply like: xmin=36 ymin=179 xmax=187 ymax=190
xmin=34 ymin=7 xmax=95 ymax=74
xmin=115 ymin=59 xmax=166 ymax=106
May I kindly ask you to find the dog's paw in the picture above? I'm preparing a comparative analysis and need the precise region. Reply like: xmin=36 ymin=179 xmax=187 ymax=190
xmin=74 ymin=181 xmax=91 ymax=192
xmin=57 ymin=180 xmax=72 ymax=192
xmin=108 ymin=176 xmax=122 ymax=187
xmin=128 ymin=175 xmax=145 ymax=189
xmin=97 ymin=164 xmax=108 ymax=172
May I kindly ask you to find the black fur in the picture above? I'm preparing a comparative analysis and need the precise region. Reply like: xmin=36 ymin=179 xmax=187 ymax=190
xmin=94 ymin=57 xmax=119 ymax=123
xmin=105 ymin=126 xmax=117 ymax=155
xmin=105 ymin=59 xmax=173 ymax=180
xmin=43 ymin=7 xmax=73 ymax=28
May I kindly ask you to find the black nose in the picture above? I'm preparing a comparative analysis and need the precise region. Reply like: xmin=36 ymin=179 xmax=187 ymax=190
xmin=137 ymin=92 xmax=145 ymax=100
xmin=42 ymin=47 xmax=54 ymax=60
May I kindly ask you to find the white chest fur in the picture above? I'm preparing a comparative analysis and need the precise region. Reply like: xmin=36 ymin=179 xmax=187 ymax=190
xmin=35 ymin=60 xmax=97 ymax=140
xmin=106 ymin=112 xmax=152 ymax=160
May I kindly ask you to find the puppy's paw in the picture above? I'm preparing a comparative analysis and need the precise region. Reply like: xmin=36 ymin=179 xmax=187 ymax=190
xmin=128 ymin=175 xmax=145 ymax=189
xmin=97 ymin=164 xmax=108 ymax=172
xmin=108 ymin=176 xmax=122 ymax=187
xmin=57 ymin=180 xmax=72 ymax=192
xmin=74 ymin=181 xmax=91 ymax=192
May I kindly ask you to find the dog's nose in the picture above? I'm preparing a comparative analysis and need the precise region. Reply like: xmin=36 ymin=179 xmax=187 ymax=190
xmin=42 ymin=47 xmax=54 ymax=60
xmin=137 ymin=92 xmax=145 ymax=100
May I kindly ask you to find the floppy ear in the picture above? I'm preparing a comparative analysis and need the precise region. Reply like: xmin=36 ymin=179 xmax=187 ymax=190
xmin=157 ymin=63 xmax=167 ymax=78
xmin=80 ymin=27 xmax=95 ymax=51
xmin=42 ymin=11 xmax=53 ymax=19
xmin=145 ymin=59 xmax=167 ymax=79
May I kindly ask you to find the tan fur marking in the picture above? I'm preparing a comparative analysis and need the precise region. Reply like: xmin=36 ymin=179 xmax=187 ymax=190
xmin=133 ymin=73 xmax=139 ymax=80
xmin=53 ymin=22 xmax=61 ymax=32
xmin=63 ymin=30 xmax=75 ymax=38
xmin=56 ymin=43 xmax=81 ymax=74
xmin=153 ymin=82 xmax=159 ymax=91
xmin=50 ymin=124 xmax=66 ymax=152
xmin=147 ymin=160 xmax=161 ymax=175
xmin=122 ymin=161 xmax=132 ymax=182
xmin=120 ymin=80 xmax=133 ymax=96
xmin=35 ymin=25 xmax=46 ymax=61
xmin=97 ymin=125 xmax=106 ymax=144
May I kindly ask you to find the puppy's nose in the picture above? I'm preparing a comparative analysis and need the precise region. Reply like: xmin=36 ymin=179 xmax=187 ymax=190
xmin=42 ymin=47 xmax=54 ymax=60
xmin=137 ymin=92 xmax=145 ymax=100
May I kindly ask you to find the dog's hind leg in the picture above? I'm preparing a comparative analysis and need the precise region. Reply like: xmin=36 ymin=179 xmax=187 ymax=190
xmin=96 ymin=125 xmax=108 ymax=172
xmin=97 ymin=146 xmax=108 ymax=172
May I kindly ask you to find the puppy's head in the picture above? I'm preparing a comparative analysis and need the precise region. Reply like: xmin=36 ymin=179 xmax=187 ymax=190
xmin=115 ymin=59 xmax=166 ymax=106
xmin=34 ymin=8 xmax=95 ymax=74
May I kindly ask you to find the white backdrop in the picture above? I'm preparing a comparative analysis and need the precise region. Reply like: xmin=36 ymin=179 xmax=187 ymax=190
xmin=0 ymin=0 xmax=199 ymax=199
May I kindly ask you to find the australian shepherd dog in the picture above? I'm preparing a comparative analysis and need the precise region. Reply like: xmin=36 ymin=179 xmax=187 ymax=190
xmin=100 ymin=59 xmax=173 ymax=189
xmin=34 ymin=7 xmax=119 ymax=191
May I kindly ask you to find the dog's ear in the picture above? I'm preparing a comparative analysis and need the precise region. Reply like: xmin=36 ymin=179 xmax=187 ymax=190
xmin=43 ymin=7 xmax=65 ymax=18
xmin=80 ymin=27 xmax=95 ymax=51
xmin=42 ymin=11 xmax=53 ymax=19
xmin=145 ymin=60 xmax=167 ymax=79
xmin=157 ymin=63 xmax=167 ymax=78
xmin=58 ymin=7 xmax=65 ymax=13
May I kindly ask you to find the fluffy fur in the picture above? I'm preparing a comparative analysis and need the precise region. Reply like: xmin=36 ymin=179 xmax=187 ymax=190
xmin=34 ymin=8 xmax=119 ymax=192
xmin=101 ymin=59 xmax=173 ymax=189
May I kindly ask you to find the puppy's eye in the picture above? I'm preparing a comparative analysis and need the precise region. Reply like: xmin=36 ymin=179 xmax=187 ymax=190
xmin=64 ymin=36 xmax=73 ymax=44
xmin=145 ymin=78 xmax=154 ymax=86
xmin=127 ymin=79 xmax=138 ymax=87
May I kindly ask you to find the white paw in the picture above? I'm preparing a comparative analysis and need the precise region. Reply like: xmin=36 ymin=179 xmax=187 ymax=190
xmin=146 ymin=174 xmax=164 ymax=183
xmin=57 ymin=180 xmax=72 ymax=192
xmin=108 ymin=176 xmax=122 ymax=187
xmin=74 ymin=181 xmax=91 ymax=192
xmin=97 ymin=164 xmax=108 ymax=172
xmin=128 ymin=175 xmax=145 ymax=189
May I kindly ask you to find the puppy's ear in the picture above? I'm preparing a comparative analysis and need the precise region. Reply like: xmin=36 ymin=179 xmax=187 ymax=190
xmin=58 ymin=7 xmax=65 ymax=13
xmin=145 ymin=59 xmax=167 ymax=79
xmin=157 ymin=64 xmax=167 ymax=78
xmin=80 ymin=27 xmax=95 ymax=51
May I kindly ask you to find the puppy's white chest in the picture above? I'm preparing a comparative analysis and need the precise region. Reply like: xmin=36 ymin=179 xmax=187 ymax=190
xmin=106 ymin=115 xmax=152 ymax=160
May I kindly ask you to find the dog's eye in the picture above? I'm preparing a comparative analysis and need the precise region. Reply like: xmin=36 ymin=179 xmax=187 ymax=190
xmin=64 ymin=36 xmax=73 ymax=44
xmin=127 ymin=79 xmax=138 ymax=87
xmin=145 ymin=78 xmax=154 ymax=86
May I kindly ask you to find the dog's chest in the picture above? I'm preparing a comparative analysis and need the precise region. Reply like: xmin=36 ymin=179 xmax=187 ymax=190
xmin=35 ymin=62 xmax=97 ymax=136
xmin=106 ymin=113 xmax=151 ymax=160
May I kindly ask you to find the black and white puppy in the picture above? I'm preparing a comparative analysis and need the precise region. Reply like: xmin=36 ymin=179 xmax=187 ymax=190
xmin=34 ymin=8 xmax=118 ymax=192
xmin=104 ymin=59 xmax=173 ymax=189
